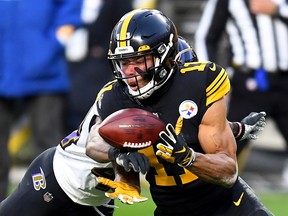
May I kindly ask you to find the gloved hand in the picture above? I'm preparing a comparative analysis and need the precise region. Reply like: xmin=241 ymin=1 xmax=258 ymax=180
xmin=108 ymin=148 xmax=150 ymax=174
xmin=156 ymin=123 xmax=196 ymax=167
xmin=233 ymin=111 xmax=266 ymax=141
xmin=97 ymin=177 xmax=148 ymax=204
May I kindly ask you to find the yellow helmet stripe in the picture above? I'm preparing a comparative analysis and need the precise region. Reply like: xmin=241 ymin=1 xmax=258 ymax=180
xmin=119 ymin=9 xmax=140 ymax=47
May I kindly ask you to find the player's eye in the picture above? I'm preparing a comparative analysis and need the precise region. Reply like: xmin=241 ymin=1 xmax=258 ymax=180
xmin=119 ymin=57 xmax=145 ymax=68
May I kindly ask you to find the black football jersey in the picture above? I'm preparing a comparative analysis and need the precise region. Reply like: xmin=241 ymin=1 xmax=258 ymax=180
xmin=96 ymin=61 xmax=233 ymax=215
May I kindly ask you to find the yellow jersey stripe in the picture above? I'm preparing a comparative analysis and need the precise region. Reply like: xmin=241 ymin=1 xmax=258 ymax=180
xmin=206 ymin=68 xmax=225 ymax=95
xmin=206 ymin=69 xmax=230 ymax=106
xmin=207 ymin=69 xmax=227 ymax=97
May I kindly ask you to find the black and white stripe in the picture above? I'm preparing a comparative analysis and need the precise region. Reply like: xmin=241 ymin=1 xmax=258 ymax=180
xmin=195 ymin=0 xmax=288 ymax=73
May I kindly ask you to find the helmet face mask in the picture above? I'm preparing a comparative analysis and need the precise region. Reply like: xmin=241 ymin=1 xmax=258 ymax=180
xmin=111 ymin=53 xmax=170 ymax=100
xmin=108 ymin=9 xmax=178 ymax=100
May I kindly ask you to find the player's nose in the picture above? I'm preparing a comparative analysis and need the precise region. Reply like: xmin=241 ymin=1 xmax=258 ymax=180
xmin=124 ymin=64 xmax=138 ymax=76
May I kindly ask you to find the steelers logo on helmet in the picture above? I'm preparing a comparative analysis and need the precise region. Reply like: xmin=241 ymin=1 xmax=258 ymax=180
xmin=179 ymin=100 xmax=198 ymax=119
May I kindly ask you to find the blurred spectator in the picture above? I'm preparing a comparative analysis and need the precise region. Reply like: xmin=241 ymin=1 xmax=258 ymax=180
xmin=0 ymin=0 xmax=82 ymax=200
xmin=65 ymin=0 xmax=133 ymax=132
xmin=194 ymin=0 xmax=288 ymax=166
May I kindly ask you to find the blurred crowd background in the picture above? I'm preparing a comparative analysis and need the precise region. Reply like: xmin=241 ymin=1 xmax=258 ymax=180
xmin=1 ymin=0 xmax=288 ymax=206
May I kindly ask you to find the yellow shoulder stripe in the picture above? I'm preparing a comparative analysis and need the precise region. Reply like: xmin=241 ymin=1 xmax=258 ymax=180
xmin=206 ymin=69 xmax=230 ymax=106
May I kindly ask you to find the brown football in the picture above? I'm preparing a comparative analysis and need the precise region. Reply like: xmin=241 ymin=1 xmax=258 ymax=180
xmin=98 ymin=108 xmax=165 ymax=149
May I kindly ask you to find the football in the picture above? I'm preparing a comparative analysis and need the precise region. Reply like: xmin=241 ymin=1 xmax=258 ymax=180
xmin=98 ymin=108 xmax=165 ymax=149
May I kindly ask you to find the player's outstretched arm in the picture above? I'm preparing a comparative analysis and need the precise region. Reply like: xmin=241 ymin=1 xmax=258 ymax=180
xmin=86 ymin=116 xmax=150 ymax=174
xmin=229 ymin=111 xmax=266 ymax=141
xmin=87 ymin=116 xmax=148 ymax=204
xmin=86 ymin=116 xmax=112 ymax=162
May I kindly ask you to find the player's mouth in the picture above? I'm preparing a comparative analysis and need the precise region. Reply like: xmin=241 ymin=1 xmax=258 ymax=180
xmin=128 ymin=81 xmax=139 ymax=91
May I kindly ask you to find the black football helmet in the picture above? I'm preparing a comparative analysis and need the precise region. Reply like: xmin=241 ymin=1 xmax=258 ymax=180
xmin=108 ymin=9 xmax=178 ymax=100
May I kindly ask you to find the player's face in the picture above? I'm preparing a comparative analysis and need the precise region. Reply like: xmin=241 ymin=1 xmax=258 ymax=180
xmin=119 ymin=55 xmax=154 ymax=91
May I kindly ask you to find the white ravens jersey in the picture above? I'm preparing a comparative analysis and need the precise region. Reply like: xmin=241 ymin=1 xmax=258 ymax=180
xmin=53 ymin=101 xmax=113 ymax=206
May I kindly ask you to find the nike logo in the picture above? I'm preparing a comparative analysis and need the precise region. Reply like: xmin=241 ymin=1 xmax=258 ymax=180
xmin=175 ymin=147 xmax=186 ymax=154
xmin=209 ymin=63 xmax=216 ymax=71
xmin=233 ymin=192 xmax=244 ymax=206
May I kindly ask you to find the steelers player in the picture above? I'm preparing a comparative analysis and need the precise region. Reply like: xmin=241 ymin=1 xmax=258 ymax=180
xmin=0 ymin=31 xmax=265 ymax=215
xmin=87 ymin=9 xmax=272 ymax=216
xmin=0 ymin=9 xmax=267 ymax=216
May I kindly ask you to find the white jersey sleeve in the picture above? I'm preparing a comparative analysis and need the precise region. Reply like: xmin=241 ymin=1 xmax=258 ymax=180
xmin=53 ymin=101 xmax=113 ymax=206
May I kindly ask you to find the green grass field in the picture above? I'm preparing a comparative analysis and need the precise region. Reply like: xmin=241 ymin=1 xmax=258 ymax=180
xmin=114 ymin=187 xmax=288 ymax=216
xmin=256 ymin=192 xmax=288 ymax=216
xmin=8 ymin=181 xmax=288 ymax=215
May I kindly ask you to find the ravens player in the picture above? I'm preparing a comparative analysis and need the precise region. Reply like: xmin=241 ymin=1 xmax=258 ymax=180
xmin=86 ymin=8 xmax=272 ymax=216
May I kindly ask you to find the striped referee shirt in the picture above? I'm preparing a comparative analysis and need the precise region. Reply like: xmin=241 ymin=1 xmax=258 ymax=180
xmin=195 ymin=0 xmax=288 ymax=73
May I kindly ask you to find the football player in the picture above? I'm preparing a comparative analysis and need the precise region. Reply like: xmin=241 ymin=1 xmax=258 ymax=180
xmin=0 ymin=13 xmax=266 ymax=216
xmin=86 ymin=8 xmax=272 ymax=216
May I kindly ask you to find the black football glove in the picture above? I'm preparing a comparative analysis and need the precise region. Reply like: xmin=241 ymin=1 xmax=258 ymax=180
xmin=156 ymin=123 xmax=196 ymax=167
xmin=233 ymin=111 xmax=266 ymax=141
xmin=108 ymin=148 xmax=150 ymax=174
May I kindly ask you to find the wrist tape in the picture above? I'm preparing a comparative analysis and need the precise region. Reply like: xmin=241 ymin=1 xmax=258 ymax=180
xmin=232 ymin=122 xmax=245 ymax=140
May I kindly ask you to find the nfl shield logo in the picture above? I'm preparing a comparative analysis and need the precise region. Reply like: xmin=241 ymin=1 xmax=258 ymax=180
xmin=43 ymin=192 xmax=53 ymax=202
